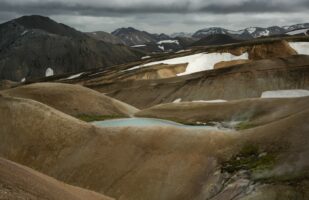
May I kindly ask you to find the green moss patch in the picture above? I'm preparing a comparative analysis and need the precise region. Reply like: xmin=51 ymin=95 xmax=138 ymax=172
xmin=222 ymin=144 xmax=276 ymax=174
xmin=76 ymin=114 xmax=126 ymax=122
xmin=235 ymin=121 xmax=257 ymax=130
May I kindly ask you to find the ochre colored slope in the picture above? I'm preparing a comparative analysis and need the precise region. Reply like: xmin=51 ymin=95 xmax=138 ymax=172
xmin=1 ymin=82 xmax=139 ymax=118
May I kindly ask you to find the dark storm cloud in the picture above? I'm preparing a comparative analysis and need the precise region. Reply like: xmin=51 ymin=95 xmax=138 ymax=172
xmin=0 ymin=0 xmax=308 ymax=33
xmin=201 ymin=0 xmax=308 ymax=13
xmin=0 ymin=0 xmax=308 ymax=16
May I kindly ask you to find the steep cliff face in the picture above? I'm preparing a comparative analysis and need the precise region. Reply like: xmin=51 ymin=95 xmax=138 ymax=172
xmin=0 ymin=15 xmax=143 ymax=82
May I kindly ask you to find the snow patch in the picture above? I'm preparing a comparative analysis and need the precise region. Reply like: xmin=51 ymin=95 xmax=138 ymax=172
xmin=192 ymin=100 xmax=227 ymax=103
xmin=141 ymin=56 xmax=151 ymax=60
xmin=45 ymin=68 xmax=54 ymax=77
xmin=173 ymin=98 xmax=182 ymax=103
xmin=21 ymin=30 xmax=28 ymax=36
xmin=289 ymin=42 xmax=309 ymax=55
xmin=227 ymin=30 xmax=245 ymax=35
xmin=158 ymin=45 xmax=165 ymax=51
xmin=286 ymin=29 xmax=309 ymax=35
xmin=257 ymin=30 xmax=270 ymax=37
xmin=261 ymin=90 xmax=309 ymax=98
xmin=127 ymin=52 xmax=248 ymax=75
xmin=176 ymin=52 xmax=248 ymax=76
xmin=66 ymin=72 xmax=84 ymax=80
xmin=157 ymin=40 xmax=179 ymax=45
xmin=247 ymin=27 xmax=256 ymax=34
xmin=176 ymin=49 xmax=191 ymax=54
xmin=131 ymin=44 xmax=146 ymax=48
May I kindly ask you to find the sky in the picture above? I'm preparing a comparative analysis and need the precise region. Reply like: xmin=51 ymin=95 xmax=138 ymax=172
xmin=0 ymin=0 xmax=308 ymax=34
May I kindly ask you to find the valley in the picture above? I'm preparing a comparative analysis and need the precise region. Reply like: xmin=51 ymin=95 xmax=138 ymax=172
xmin=0 ymin=14 xmax=309 ymax=200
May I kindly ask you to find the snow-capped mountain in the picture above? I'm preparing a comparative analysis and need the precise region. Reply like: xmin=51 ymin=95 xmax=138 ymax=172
xmin=286 ymin=29 xmax=309 ymax=36
xmin=86 ymin=31 xmax=124 ymax=44
xmin=0 ymin=15 xmax=142 ymax=81
xmin=111 ymin=27 xmax=158 ymax=46
xmin=111 ymin=27 xmax=185 ymax=52
xmin=111 ymin=27 xmax=174 ymax=46
xmin=170 ymin=32 xmax=193 ymax=38
xmin=193 ymin=23 xmax=309 ymax=39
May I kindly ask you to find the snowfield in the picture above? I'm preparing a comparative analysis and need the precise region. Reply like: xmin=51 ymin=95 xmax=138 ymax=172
xmin=173 ymin=98 xmax=182 ymax=103
xmin=261 ymin=90 xmax=309 ymax=98
xmin=157 ymin=40 xmax=179 ymax=45
xmin=247 ymin=27 xmax=257 ymax=34
xmin=141 ymin=56 xmax=151 ymax=60
xmin=45 ymin=68 xmax=54 ymax=77
xmin=289 ymin=42 xmax=309 ymax=55
xmin=21 ymin=30 xmax=28 ymax=36
xmin=227 ymin=30 xmax=245 ymax=35
xmin=131 ymin=44 xmax=146 ymax=48
xmin=177 ymin=53 xmax=248 ymax=76
xmin=257 ymin=30 xmax=270 ymax=37
xmin=176 ymin=50 xmax=191 ymax=54
xmin=192 ymin=100 xmax=227 ymax=103
xmin=127 ymin=52 xmax=249 ymax=75
xmin=158 ymin=45 xmax=165 ymax=51
xmin=286 ymin=29 xmax=309 ymax=36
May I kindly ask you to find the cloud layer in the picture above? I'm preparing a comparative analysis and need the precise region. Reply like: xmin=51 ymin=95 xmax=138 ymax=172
xmin=0 ymin=0 xmax=308 ymax=33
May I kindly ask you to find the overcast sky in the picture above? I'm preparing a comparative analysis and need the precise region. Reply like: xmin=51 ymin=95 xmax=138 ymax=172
xmin=0 ymin=0 xmax=308 ymax=34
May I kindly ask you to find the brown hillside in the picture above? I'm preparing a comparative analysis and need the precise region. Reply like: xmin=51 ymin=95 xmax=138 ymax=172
xmin=0 ymin=94 xmax=308 ymax=199
xmin=1 ymin=82 xmax=139 ymax=118
xmin=0 ymin=157 xmax=113 ymax=200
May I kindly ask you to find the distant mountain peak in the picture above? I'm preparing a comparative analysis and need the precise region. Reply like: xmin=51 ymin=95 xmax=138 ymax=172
xmin=10 ymin=15 xmax=85 ymax=38
xmin=193 ymin=23 xmax=309 ymax=39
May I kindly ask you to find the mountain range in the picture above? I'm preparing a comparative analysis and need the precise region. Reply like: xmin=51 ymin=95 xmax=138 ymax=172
xmin=87 ymin=23 xmax=309 ymax=51
xmin=192 ymin=24 xmax=309 ymax=39
xmin=0 ymin=15 xmax=142 ymax=82
xmin=0 ymin=15 xmax=308 ymax=82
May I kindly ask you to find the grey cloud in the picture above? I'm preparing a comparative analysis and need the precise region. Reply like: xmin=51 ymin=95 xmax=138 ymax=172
xmin=0 ymin=0 xmax=308 ymax=34
xmin=0 ymin=0 xmax=308 ymax=16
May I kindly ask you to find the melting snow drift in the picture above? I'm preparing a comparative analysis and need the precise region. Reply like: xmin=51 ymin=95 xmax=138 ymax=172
xmin=192 ymin=100 xmax=227 ymax=103
xmin=286 ymin=29 xmax=309 ymax=36
xmin=66 ymin=73 xmax=84 ymax=80
xmin=157 ymin=40 xmax=179 ymax=45
xmin=45 ymin=68 xmax=54 ymax=77
xmin=261 ymin=90 xmax=309 ymax=98
xmin=173 ymin=98 xmax=182 ymax=103
xmin=131 ymin=45 xmax=146 ymax=48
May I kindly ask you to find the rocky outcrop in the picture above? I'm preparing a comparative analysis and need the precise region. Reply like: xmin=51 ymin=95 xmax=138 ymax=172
xmin=1 ymin=82 xmax=139 ymax=118
xmin=214 ymin=59 xmax=251 ymax=69
xmin=247 ymin=40 xmax=297 ymax=59
xmin=123 ymin=63 xmax=187 ymax=80
xmin=219 ymin=40 xmax=297 ymax=59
